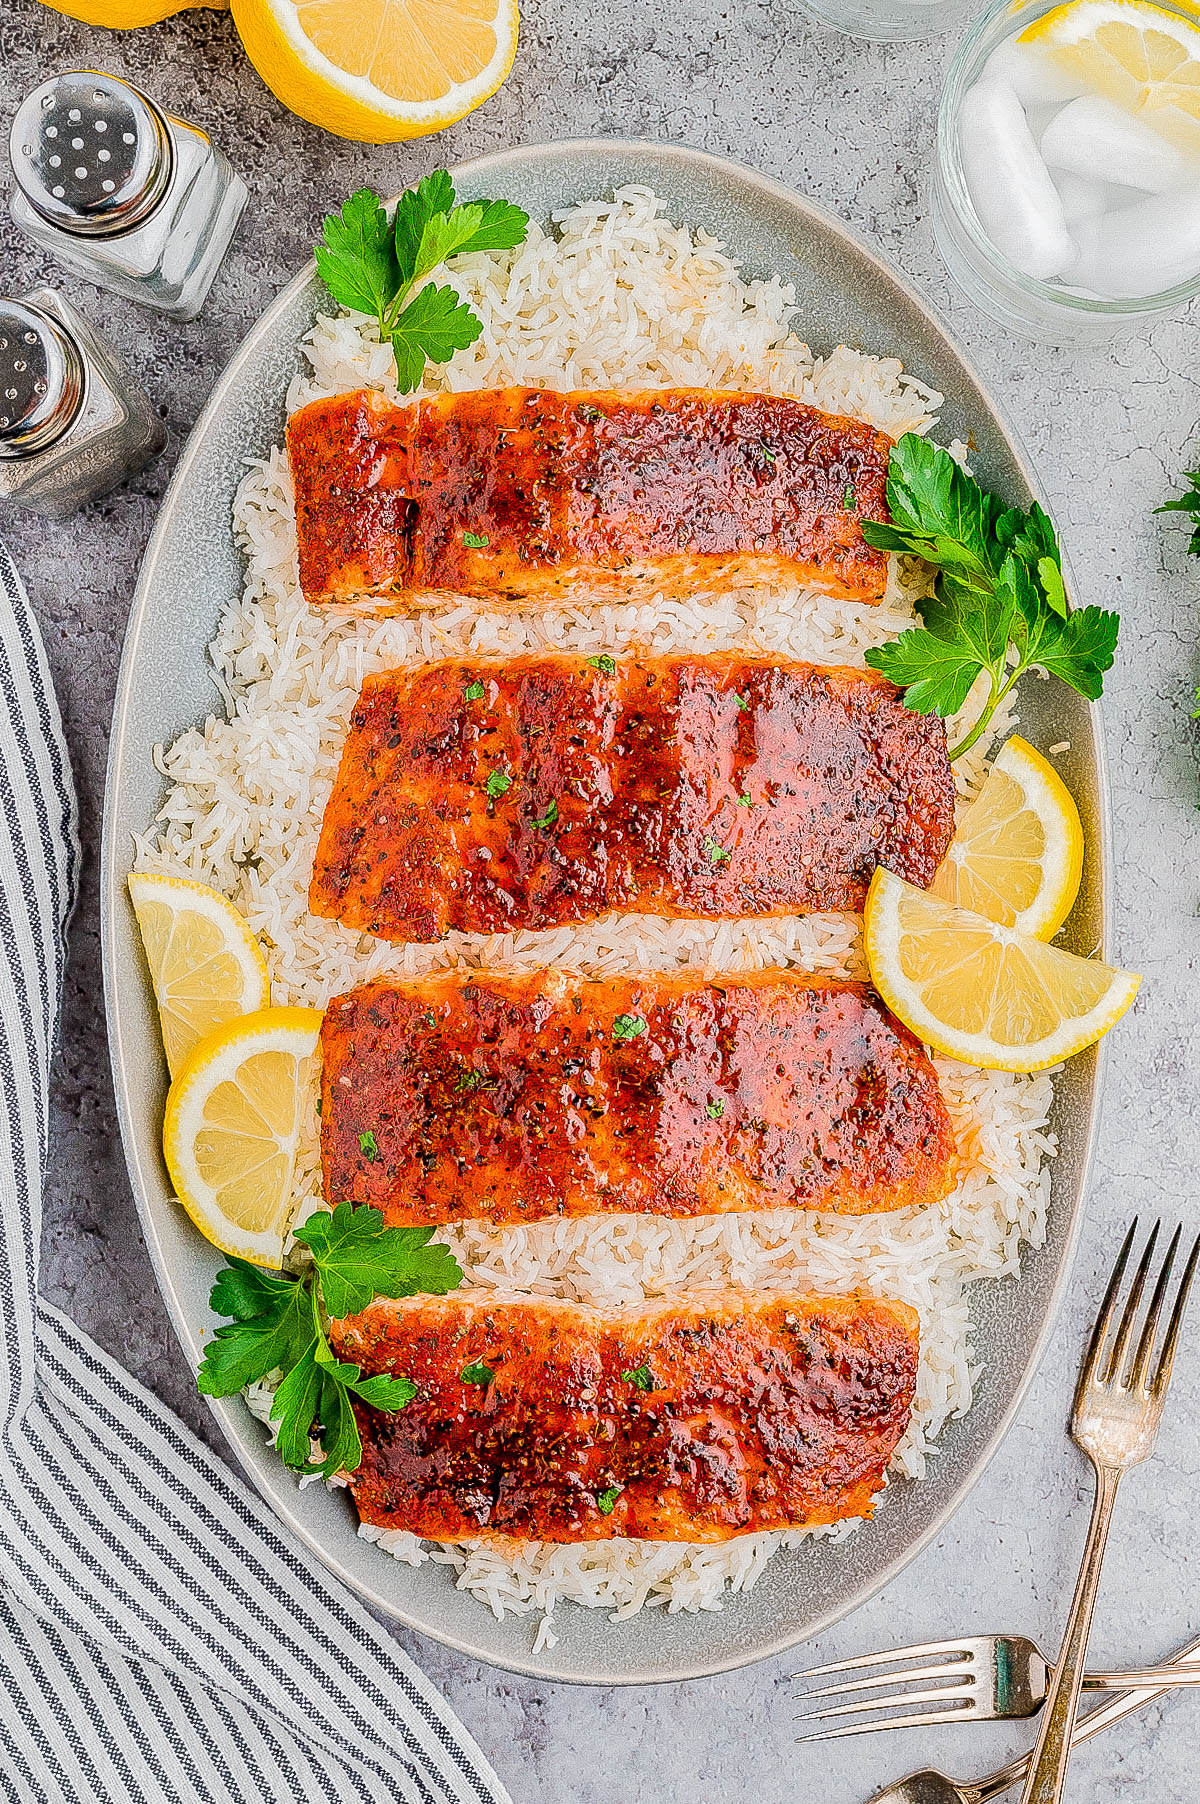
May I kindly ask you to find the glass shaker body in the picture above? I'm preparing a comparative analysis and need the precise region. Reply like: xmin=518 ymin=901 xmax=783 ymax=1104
xmin=0 ymin=288 xmax=165 ymax=518
xmin=9 ymin=72 xmax=247 ymax=323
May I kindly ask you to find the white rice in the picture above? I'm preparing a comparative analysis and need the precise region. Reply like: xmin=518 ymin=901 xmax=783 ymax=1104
xmin=138 ymin=186 xmax=1054 ymax=1650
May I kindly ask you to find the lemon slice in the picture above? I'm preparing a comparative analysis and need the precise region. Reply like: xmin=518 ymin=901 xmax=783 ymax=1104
xmin=163 ymin=1007 xmax=324 ymax=1266
xmin=230 ymin=0 xmax=518 ymax=142
xmin=129 ymin=873 xmax=271 ymax=1078
xmin=1021 ymin=0 xmax=1200 ymax=155
xmin=930 ymin=736 xmax=1084 ymax=941
xmin=864 ymin=867 xmax=1139 ymax=1072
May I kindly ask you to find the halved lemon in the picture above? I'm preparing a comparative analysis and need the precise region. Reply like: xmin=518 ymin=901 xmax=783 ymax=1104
xmin=163 ymin=1007 xmax=323 ymax=1266
xmin=929 ymin=736 xmax=1084 ymax=940
xmin=230 ymin=0 xmax=519 ymax=142
xmin=129 ymin=872 xmax=271 ymax=1078
xmin=864 ymin=867 xmax=1140 ymax=1072
xmin=1021 ymin=0 xmax=1200 ymax=155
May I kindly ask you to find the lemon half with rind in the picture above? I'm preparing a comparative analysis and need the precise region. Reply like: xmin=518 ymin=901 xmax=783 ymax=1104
xmin=930 ymin=736 xmax=1084 ymax=941
xmin=163 ymin=1006 xmax=323 ymax=1267
xmin=865 ymin=868 xmax=1140 ymax=1072
xmin=230 ymin=0 xmax=518 ymax=142
xmin=1021 ymin=0 xmax=1200 ymax=155
xmin=129 ymin=872 xmax=270 ymax=1078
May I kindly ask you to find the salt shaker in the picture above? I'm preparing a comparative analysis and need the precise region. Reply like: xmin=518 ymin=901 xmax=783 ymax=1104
xmin=8 ymin=71 xmax=247 ymax=322
xmin=0 ymin=288 xmax=165 ymax=518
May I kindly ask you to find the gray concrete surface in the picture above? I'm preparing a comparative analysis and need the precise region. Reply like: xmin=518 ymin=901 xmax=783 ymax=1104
xmin=1 ymin=3 xmax=1198 ymax=1798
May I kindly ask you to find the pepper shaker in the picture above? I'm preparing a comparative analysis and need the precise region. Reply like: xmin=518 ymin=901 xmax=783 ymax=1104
xmin=9 ymin=71 xmax=247 ymax=322
xmin=0 ymin=288 xmax=165 ymax=518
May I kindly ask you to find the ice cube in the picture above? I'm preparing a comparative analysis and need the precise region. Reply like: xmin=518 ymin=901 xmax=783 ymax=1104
xmin=1064 ymin=189 xmax=1200 ymax=298
xmin=983 ymin=38 xmax=1089 ymax=107
xmin=959 ymin=78 xmax=1077 ymax=281
xmin=1053 ymin=171 xmax=1110 ymax=227
xmin=1041 ymin=96 xmax=1196 ymax=193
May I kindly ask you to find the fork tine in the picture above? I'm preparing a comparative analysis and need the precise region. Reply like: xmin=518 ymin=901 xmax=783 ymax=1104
xmin=1129 ymin=1224 xmax=1181 ymax=1391
xmin=798 ymin=1659 xmax=974 ymax=1701
xmin=1104 ymin=1218 xmax=1159 ymax=1384
xmin=1079 ymin=1217 xmax=1138 ymax=1388
xmin=790 ymin=1640 xmax=972 ymax=1681
xmin=1150 ymin=1231 xmax=1200 ymax=1397
xmin=796 ymin=1702 xmax=975 ymax=1745
xmin=795 ymin=1682 xmax=976 ymax=1725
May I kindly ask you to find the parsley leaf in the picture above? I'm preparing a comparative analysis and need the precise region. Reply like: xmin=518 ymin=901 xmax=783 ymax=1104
xmin=1158 ymin=469 xmax=1200 ymax=558
xmin=706 ymin=1100 xmax=725 ymax=1120
xmin=612 ymin=1012 xmax=647 ymax=1042
xmin=464 ymin=680 xmax=485 ymax=701
xmin=597 ymin=1485 xmax=622 ymax=1515
xmin=621 ymin=1363 xmax=653 ymax=1391
xmin=734 ymin=692 xmax=750 ymax=711
xmin=587 ymin=654 xmax=617 ymax=676
xmin=462 ymin=530 xmax=490 ymax=549
xmin=198 ymin=1206 xmax=459 ymax=1479
xmin=486 ymin=767 xmax=512 ymax=799
xmin=862 ymin=434 xmax=1118 ymax=760
xmin=358 ymin=1129 xmax=380 ymax=1162
xmin=530 ymin=798 xmax=559 ymax=830
xmin=460 ymin=1361 xmax=495 ymax=1387
xmin=704 ymin=836 xmax=731 ymax=865
xmin=315 ymin=175 xmax=529 ymax=394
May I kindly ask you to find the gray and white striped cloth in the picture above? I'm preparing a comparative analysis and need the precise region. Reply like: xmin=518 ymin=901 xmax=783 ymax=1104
xmin=0 ymin=542 xmax=512 ymax=1804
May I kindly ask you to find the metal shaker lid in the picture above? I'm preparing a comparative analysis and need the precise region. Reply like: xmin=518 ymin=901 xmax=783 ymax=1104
xmin=9 ymin=70 xmax=173 ymax=239
xmin=0 ymin=301 xmax=86 ymax=460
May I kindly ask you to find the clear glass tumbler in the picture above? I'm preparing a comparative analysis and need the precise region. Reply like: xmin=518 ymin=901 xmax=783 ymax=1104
xmin=798 ymin=0 xmax=976 ymax=41
xmin=932 ymin=0 xmax=1200 ymax=341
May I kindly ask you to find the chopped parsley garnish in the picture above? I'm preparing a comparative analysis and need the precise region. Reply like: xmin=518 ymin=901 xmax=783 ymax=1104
xmin=737 ymin=792 xmax=753 ymax=807
xmin=587 ymin=653 xmax=617 ymax=676
xmin=423 ymin=1009 xmax=437 ymax=1028
xmin=314 ymin=175 xmax=529 ymax=393
xmin=621 ymin=1363 xmax=654 ymax=1392
xmin=862 ymin=434 xmax=1118 ymax=762
xmin=358 ymin=1129 xmax=381 ymax=1162
xmin=485 ymin=767 xmax=512 ymax=799
xmin=530 ymin=799 xmax=559 ymax=830
xmin=462 ymin=530 xmax=490 ymax=549
xmin=197 ymin=1204 xmax=460 ymax=1477
xmin=704 ymin=836 xmax=731 ymax=865
xmin=596 ymin=1484 xmax=622 ymax=1515
xmin=1158 ymin=468 xmax=1200 ymax=556
xmin=455 ymin=1069 xmax=488 ymax=1093
xmin=844 ymin=484 xmax=857 ymax=512
xmin=464 ymin=680 xmax=485 ymax=701
xmin=706 ymin=1101 xmax=725 ymax=1120
xmin=460 ymin=1361 xmax=495 ymax=1387
xmin=758 ymin=440 xmax=776 ymax=468
xmin=734 ymin=692 xmax=750 ymax=711
xmin=578 ymin=403 xmax=604 ymax=422
xmin=612 ymin=1013 xmax=647 ymax=1043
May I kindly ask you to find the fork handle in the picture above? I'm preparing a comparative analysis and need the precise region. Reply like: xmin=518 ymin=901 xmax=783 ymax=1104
xmin=1018 ymin=1462 xmax=1122 ymax=1804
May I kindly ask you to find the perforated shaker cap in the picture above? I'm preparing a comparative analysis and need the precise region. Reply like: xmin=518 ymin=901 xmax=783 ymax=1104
xmin=0 ymin=301 xmax=86 ymax=460
xmin=9 ymin=71 xmax=173 ymax=238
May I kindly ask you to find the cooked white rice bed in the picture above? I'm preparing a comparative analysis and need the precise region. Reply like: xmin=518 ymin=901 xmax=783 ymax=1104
xmin=138 ymin=186 xmax=1054 ymax=1648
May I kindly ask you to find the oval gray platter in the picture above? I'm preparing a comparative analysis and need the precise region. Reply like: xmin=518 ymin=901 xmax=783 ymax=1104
xmin=101 ymin=138 xmax=1109 ymax=1686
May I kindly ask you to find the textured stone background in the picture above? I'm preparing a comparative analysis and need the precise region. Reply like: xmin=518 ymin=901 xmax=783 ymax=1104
xmin=1 ymin=2 xmax=1199 ymax=1797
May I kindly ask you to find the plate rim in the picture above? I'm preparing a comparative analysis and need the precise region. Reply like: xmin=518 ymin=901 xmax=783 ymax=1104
xmin=101 ymin=136 xmax=1110 ymax=1685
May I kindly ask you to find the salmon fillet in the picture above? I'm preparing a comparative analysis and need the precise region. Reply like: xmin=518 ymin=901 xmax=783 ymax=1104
xmin=308 ymin=652 xmax=955 ymax=943
xmin=321 ymin=969 xmax=955 ymax=1226
xmin=332 ymin=1290 xmax=920 ymax=1543
xmin=286 ymin=386 xmax=894 ymax=611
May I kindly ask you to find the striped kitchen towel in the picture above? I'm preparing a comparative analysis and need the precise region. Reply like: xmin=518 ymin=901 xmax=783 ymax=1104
xmin=0 ymin=542 xmax=512 ymax=1804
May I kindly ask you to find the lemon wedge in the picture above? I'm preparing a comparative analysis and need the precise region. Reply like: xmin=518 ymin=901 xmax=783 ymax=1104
xmin=230 ymin=0 xmax=518 ymax=142
xmin=163 ymin=1007 xmax=323 ymax=1266
xmin=930 ymin=736 xmax=1084 ymax=941
xmin=38 ymin=0 xmax=223 ymax=24
xmin=864 ymin=867 xmax=1139 ymax=1072
xmin=129 ymin=872 xmax=271 ymax=1078
xmin=1021 ymin=0 xmax=1200 ymax=155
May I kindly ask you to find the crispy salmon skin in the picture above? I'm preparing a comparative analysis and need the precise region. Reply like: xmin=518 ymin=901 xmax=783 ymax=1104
xmin=308 ymin=651 xmax=955 ymax=943
xmin=320 ymin=969 xmax=955 ymax=1226
xmin=286 ymin=386 xmax=893 ymax=611
xmin=332 ymin=1290 xmax=920 ymax=1543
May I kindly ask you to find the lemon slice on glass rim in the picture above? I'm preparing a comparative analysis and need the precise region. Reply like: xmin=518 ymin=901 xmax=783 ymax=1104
xmin=1021 ymin=0 xmax=1200 ymax=156
xmin=163 ymin=1007 xmax=324 ymax=1267
xmin=864 ymin=868 xmax=1139 ymax=1072
xmin=128 ymin=872 xmax=271 ymax=1078
xmin=929 ymin=736 xmax=1084 ymax=940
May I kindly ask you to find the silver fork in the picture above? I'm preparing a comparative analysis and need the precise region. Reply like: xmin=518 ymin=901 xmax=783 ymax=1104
xmin=1018 ymin=1217 xmax=1197 ymax=1804
xmin=793 ymin=1633 xmax=1200 ymax=1739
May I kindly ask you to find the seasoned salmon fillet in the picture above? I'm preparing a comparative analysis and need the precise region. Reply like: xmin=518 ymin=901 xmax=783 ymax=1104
xmin=320 ymin=970 xmax=955 ymax=1225
xmin=332 ymin=1290 xmax=920 ymax=1543
xmin=308 ymin=652 xmax=955 ymax=943
xmin=286 ymin=386 xmax=894 ymax=611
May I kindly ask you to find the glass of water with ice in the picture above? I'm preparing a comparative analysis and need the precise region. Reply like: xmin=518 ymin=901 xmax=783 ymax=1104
xmin=932 ymin=0 xmax=1200 ymax=338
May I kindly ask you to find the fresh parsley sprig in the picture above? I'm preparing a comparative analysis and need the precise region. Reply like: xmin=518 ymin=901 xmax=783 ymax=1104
xmin=861 ymin=435 xmax=1119 ymax=761
xmin=197 ymin=1203 xmax=462 ymax=1478
xmin=315 ymin=173 xmax=529 ymax=393
xmin=1157 ymin=468 xmax=1200 ymax=558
